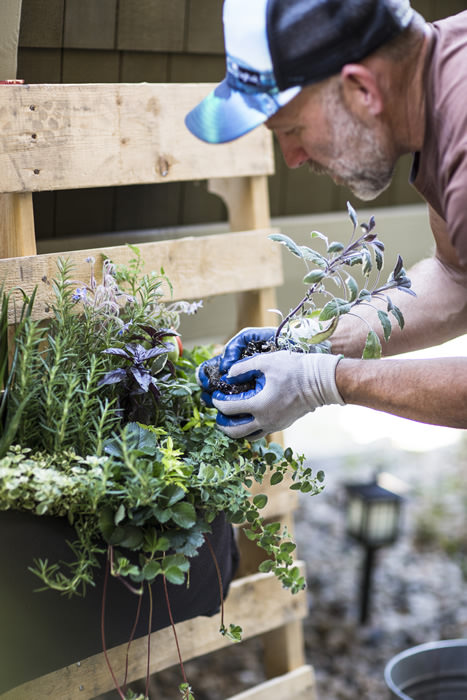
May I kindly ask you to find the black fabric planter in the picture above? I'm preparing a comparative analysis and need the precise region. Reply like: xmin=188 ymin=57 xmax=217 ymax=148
xmin=0 ymin=509 xmax=238 ymax=693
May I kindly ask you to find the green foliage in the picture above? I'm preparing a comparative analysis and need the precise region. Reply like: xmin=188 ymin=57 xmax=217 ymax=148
xmin=0 ymin=249 xmax=322 ymax=599
xmin=269 ymin=202 xmax=413 ymax=358
xmin=220 ymin=623 xmax=243 ymax=642
xmin=179 ymin=683 xmax=195 ymax=700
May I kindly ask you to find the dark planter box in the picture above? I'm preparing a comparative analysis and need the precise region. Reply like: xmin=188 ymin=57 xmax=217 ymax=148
xmin=0 ymin=510 xmax=238 ymax=693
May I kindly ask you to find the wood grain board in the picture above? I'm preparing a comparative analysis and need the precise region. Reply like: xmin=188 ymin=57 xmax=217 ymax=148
xmin=0 ymin=83 xmax=274 ymax=193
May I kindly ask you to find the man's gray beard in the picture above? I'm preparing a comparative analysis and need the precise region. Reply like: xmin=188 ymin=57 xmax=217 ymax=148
xmin=308 ymin=153 xmax=394 ymax=200
xmin=344 ymin=159 xmax=395 ymax=201
xmin=313 ymin=84 xmax=396 ymax=200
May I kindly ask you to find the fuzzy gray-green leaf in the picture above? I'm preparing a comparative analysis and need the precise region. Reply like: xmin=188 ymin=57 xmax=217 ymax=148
xmin=319 ymin=299 xmax=352 ymax=321
xmin=345 ymin=274 xmax=358 ymax=302
xmin=362 ymin=330 xmax=382 ymax=359
xmin=327 ymin=241 xmax=345 ymax=254
xmin=347 ymin=201 xmax=358 ymax=227
xmin=377 ymin=310 xmax=392 ymax=342
xmin=269 ymin=233 xmax=304 ymax=258
xmin=300 ymin=247 xmax=328 ymax=268
xmin=390 ymin=304 xmax=405 ymax=330
xmin=310 ymin=230 xmax=329 ymax=248
xmin=303 ymin=269 xmax=326 ymax=285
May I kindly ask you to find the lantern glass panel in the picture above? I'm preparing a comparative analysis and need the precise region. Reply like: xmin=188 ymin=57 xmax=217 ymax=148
xmin=345 ymin=483 xmax=402 ymax=547
xmin=347 ymin=497 xmax=364 ymax=539
xmin=366 ymin=500 xmax=399 ymax=546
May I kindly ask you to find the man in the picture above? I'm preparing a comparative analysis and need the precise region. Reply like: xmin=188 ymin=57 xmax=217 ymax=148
xmin=185 ymin=0 xmax=467 ymax=440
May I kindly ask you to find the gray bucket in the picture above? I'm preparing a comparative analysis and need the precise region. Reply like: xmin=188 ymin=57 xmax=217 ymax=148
xmin=384 ymin=639 xmax=467 ymax=699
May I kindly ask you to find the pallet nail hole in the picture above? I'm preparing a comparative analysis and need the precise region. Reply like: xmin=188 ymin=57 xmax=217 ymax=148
xmin=158 ymin=157 xmax=169 ymax=177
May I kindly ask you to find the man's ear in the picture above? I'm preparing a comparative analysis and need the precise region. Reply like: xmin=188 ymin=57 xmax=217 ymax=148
xmin=340 ymin=64 xmax=384 ymax=119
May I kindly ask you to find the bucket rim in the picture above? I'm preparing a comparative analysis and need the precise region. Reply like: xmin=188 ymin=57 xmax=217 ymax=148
xmin=384 ymin=638 xmax=467 ymax=700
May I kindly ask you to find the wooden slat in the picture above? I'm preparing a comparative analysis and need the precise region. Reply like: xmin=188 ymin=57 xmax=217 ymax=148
xmin=1 ymin=565 xmax=307 ymax=700
xmin=0 ymin=193 xmax=36 ymax=258
xmin=209 ymin=176 xmax=271 ymax=231
xmin=0 ymin=83 xmax=274 ymax=193
xmin=262 ymin=620 xmax=307 ymax=679
xmin=0 ymin=228 xmax=282 ymax=324
xmin=228 ymin=666 xmax=317 ymax=700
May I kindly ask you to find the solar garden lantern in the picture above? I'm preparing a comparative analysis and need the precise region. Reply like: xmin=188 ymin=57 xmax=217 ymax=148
xmin=345 ymin=480 xmax=404 ymax=625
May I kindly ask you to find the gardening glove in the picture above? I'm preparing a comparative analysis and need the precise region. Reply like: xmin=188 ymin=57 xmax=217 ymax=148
xmin=219 ymin=327 xmax=276 ymax=373
xmin=212 ymin=350 xmax=345 ymax=440
xmin=196 ymin=327 xmax=276 ymax=406
xmin=196 ymin=355 xmax=221 ymax=407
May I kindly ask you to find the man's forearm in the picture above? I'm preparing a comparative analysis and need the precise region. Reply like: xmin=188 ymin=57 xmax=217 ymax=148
xmin=336 ymin=356 xmax=467 ymax=428
xmin=331 ymin=255 xmax=467 ymax=358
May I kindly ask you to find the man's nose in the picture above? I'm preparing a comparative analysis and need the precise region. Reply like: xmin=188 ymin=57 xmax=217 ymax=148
xmin=277 ymin=136 xmax=308 ymax=169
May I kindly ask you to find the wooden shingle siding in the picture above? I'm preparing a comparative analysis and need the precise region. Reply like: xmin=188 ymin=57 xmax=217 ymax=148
xmin=61 ymin=50 xmax=120 ymax=83
xmin=117 ymin=0 xmax=186 ymax=52
xmin=17 ymin=48 xmax=62 ymax=83
xmin=63 ymin=0 xmax=118 ymax=50
xmin=169 ymin=53 xmax=225 ymax=83
xmin=185 ymin=0 xmax=224 ymax=54
xmin=120 ymin=52 xmax=170 ymax=82
xmin=19 ymin=0 xmax=64 ymax=48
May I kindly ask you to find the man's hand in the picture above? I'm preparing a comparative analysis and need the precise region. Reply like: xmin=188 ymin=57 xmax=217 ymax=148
xmin=196 ymin=327 xmax=276 ymax=406
xmin=212 ymin=350 xmax=345 ymax=440
xmin=219 ymin=327 xmax=276 ymax=373
xmin=196 ymin=355 xmax=221 ymax=407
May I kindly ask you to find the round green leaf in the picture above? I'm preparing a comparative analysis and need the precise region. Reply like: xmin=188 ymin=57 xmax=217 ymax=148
xmin=258 ymin=559 xmax=274 ymax=573
xmin=170 ymin=501 xmax=197 ymax=528
xmin=143 ymin=560 xmax=162 ymax=580
xmin=163 ymin=566 xmax=185 ymax=585
xmin=253 ymin=493 xmax=268 ymax=509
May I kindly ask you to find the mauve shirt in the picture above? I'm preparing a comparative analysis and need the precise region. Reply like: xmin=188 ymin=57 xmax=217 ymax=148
xmin=410 ymin=10 xmax=467 ymax=268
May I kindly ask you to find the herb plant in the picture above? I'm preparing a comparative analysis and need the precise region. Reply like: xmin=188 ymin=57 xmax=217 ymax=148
xmin=269 ymin=202 xmax=414 ymax=357
xmin=0 ymin=247 xmax=323 ymax=698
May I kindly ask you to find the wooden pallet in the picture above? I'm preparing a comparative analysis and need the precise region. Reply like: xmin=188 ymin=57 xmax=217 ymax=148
xmin=0 ymin=82 xmax=316 ymax=700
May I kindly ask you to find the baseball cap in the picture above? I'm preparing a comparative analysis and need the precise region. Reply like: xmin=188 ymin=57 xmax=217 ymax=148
xmin=185 ymin=0 xmax=414 ymax=144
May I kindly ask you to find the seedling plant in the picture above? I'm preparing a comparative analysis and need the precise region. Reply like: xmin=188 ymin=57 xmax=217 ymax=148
xmin=268 ymin=202 xmax=414 ymax=356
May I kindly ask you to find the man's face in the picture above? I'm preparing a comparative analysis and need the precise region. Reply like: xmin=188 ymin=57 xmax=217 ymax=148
xmin=265 ymin=81 xmax=396 ymax=201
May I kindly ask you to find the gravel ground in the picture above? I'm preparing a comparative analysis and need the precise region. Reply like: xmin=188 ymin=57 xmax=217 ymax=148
xmin=129 ymin=436 xmax=467 ymax=700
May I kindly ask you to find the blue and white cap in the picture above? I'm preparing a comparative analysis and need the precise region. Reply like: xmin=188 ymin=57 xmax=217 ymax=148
xmin=184 ymin=0 xmax=300 ymax=144
xmin=185 ymin=0 xmax=414 ymax=144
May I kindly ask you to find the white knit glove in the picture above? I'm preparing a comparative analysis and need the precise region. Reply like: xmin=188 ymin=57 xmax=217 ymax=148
xmin=212 ymin=350 xmax=345 ymax=440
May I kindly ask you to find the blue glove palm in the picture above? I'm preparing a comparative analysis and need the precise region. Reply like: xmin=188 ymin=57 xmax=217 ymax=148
xmin=196 ymin=327 xmax=276 ymax=407
xmin=219 ymin=327 xmax=276 ymax=373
